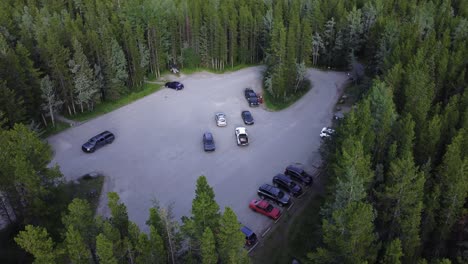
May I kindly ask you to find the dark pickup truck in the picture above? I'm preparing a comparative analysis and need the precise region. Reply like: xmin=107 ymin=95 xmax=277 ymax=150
xmin=244 ymin=88 xmax=259 ymax=107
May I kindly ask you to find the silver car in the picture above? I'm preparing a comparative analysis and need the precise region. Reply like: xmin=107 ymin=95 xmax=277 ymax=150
xmin=215 ymin=112 xmax=227 ymax=127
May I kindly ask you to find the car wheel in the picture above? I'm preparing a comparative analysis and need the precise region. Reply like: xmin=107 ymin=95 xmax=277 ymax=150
xmin=259 ymin=194 xmax=265 ymax=199
xmin=90 ymin=148 xmax=95 ymax=153
xmin=278 ymin=202 xmax=284 ymax=207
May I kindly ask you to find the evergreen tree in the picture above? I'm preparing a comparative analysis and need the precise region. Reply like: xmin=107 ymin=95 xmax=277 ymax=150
xmin=435 ymin=129 xmax=467 ymax=251
xmin=217 ymin=207 xmax=248 ymax=264
xmin=65 ymin=226 xmax=91 ymax=264
xmin=377 ymin=155 xmax=425 ymax=261
xmin=381 ymin=239 xmax=403 ymax=264
xmin=201 ymin=227 xmax=217 ymax=264
xmin=308 ymin=202 xmax=378 ymax=264
xmin=15 ymin=225 xmax=58 ymax=264
xmin=190 ymin=176 xmax=221 ymax=238
xmin=69 ymin=38 xmax=97 ymax=112
xmin=105 ymin=38 xmax=128 ymax=100
xmin=96 ymin=233 xmax=118 ymax=264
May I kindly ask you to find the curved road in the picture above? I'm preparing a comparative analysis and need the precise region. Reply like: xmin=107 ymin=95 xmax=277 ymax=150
xmin=48 ymin=66 xmax=348 ymax=234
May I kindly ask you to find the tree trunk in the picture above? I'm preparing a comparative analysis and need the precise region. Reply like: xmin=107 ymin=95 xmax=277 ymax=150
xmin=49 ymin=105 xmax=55 ymax=127
xmin=41 ymin=113 xmax=48 ymax=127
xmin=80 ymin=102 xmax=84 ymax=113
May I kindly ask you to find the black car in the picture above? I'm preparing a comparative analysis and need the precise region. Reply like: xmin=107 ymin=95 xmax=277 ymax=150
xmin=241 ymin=111 xmax=254 ymax=125
xmin=284 ymin=165 xmax=313 ymax=186
xmin=244 ymin=88 xmax=259 ymax=107
xmin=273 ymin=174 xmax=303 ymax=197
xmin=240 ymin=226 xmax=258 ymax=247
xmin=82 ymin=131 xmax=115 ymax=153
xmin=165 ymin=81 xmax=184 ymax=90
xmin=257 ymin=184 xmax=291 ymax=207
xmin=203 ymin=132 xmax=215 ymax=151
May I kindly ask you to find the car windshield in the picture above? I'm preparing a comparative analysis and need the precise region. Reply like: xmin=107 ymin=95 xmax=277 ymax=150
xmin=244 ymin=112 xmax=251 ymax=118
xmin=266 ymin=204 xmax=273 ymax=212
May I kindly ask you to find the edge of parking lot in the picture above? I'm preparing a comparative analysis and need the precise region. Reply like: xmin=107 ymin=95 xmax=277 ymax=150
xmin=248 ymin=166 xmax=327 ymax=264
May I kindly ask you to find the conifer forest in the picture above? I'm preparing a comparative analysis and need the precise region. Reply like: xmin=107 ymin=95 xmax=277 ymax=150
xmin=0 ymin=0 xmax=466 ymax=263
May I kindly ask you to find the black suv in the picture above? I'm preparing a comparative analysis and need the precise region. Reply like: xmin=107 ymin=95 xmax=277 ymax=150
xmin=257 ymin=184 xmax=291 ymax=207
xmin=284 ymin=165 xmax=313 ymax=186
xmin=82 ymin=131 xmax=115 ymax=153
xmin=244 ymin=88 xmax=259 ymax=107
xmin=273 ymin=174 xmax=303 ymax=197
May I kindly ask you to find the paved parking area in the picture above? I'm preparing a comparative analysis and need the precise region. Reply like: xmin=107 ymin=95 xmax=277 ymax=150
xmin=48 ymin=66 xmax=348 ymax=234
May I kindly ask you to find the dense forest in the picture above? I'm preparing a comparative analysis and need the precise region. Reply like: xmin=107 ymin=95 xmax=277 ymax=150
xmin=0 ymin=0 xmax=466 ymax=263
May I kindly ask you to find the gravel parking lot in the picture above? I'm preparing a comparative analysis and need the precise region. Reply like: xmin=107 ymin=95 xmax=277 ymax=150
xmin=48 ymin=66 xmax=348 ymax=234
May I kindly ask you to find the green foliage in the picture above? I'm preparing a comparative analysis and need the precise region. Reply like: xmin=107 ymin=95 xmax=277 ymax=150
xmin=64 ymin=226 xmax=91 ymax=264
xmin=201 ymin=228 xmax=217 ymax=264
xmin=381 ymin=239 xmax=403 ymax=264
xmin=96 ymin=233 xmax=118 ymax=264
xmin=0 ymin=124 xmax=63 ymax=224
xmin=217 ymin=207 xmax=248 ymax=264
xmin=190 ymin=176 xmax=220 ymax=238
xmin=15 ymin=225 xmax=58 ymax=264
xmin=308 ymin=202 xmax=378 ymax=264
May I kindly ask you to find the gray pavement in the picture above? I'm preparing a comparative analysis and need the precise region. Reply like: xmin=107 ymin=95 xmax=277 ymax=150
xmin=47 ymin=66 xmax=348 ymax=234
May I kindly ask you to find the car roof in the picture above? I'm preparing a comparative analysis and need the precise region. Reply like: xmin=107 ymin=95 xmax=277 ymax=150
xmin=240 ymin=226 xmax=255 ymax=237
xmin=274 ymin=173 xmax=291 ymax=182
xmin=236 ymin=127 xmax=246 ymax=133
xmin=260 ymin=184 xmax=277 ymax=193
xmin=204 ymin=132 xmax=213 ymax=138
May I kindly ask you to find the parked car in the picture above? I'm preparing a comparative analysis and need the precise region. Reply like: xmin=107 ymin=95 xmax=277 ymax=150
xmin=241 ymin=110 xmax=254 ymax=125
xmin=273 ymin=174 xmax=303 ymax=197
xmin=235 ymin=127 xmax=249 ymax=146
xmin=320 ymin=127 xmax=335 ymax=138
xmin=215 ymin=112 xmax=227 ymax=127
xmin=284 ymin=165 xmax=313 ymax=186
xmin=249 ymin=199 xmax=281 ymax=220
xmin=240 ymin=226 xmax=258 ymax=247
xmin=257 ymin=184 xmax=291 ymax=207
xmin=82 ymin=131 xmax=115 ymax=153
xmin=203 ymin=132 xmax=215 ymax=151
xmin=164 ymin=81 xmax=184 ymax=90
xmin=244 ymin=88 xmax=259 ymax=107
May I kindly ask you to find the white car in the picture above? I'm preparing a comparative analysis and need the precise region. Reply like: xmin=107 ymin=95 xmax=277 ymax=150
xmin=320 ymin=127 xmax=335 ymax=138
xmin=235 ymin=127 xmax=249 ymax=146
xmin=215 ymin=112 xmax=227 ymax=127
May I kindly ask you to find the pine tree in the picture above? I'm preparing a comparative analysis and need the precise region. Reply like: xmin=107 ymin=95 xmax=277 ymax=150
xmin=65 ymin=226 xmax=92 ymax=264
xmin=69 ymin=38 xmax=97 ymax=112
xmin=62 ymin=198 xmax=97 ymax=252
xmin=377 ymin=155 xmax=425 ymax=261
xmin=201 ymin=227 xmax=217 ymax=264
xmin=191 ymin=176 xmax=221 ymax=237
xmin=105 ymin=38 xmax=128 ymax=100
xmin=15 ymin=225 xmax=58 ymax=264
xmin=435 ymin=129 xmax=467 ymax=251
xmin=308 ymin=202 xmax=378 ymax=264
xmin=107 ymin=192 xmax=129 ymax=238
xmin=217 ymin=207 xmax=247 ymax=263
xmin=381 ymin=239 xmax=403 ymax=264
xmin=96 ymin=233 xmax=118 ymax=264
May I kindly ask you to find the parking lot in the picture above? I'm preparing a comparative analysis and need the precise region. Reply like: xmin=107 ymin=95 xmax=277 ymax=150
xmin=48 ymin=66 xmax=348 ymax=235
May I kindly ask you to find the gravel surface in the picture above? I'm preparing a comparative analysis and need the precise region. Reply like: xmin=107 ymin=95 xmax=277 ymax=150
xmin=48 ymin=66 xmax=348 ymax=234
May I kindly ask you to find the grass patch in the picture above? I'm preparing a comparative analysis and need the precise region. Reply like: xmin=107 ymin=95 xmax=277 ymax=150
xmin=181 ymin=64 xmax=254 ymax=75
xmin=263 ymin=80 xmax=312 ymax=111
xmin=66 ymin=82 xmax=161 ymax=122
xmin=251 ymin=194 xmax=324 ymax=264
xmin=42 ymin=120 xmax=70 ymax=138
